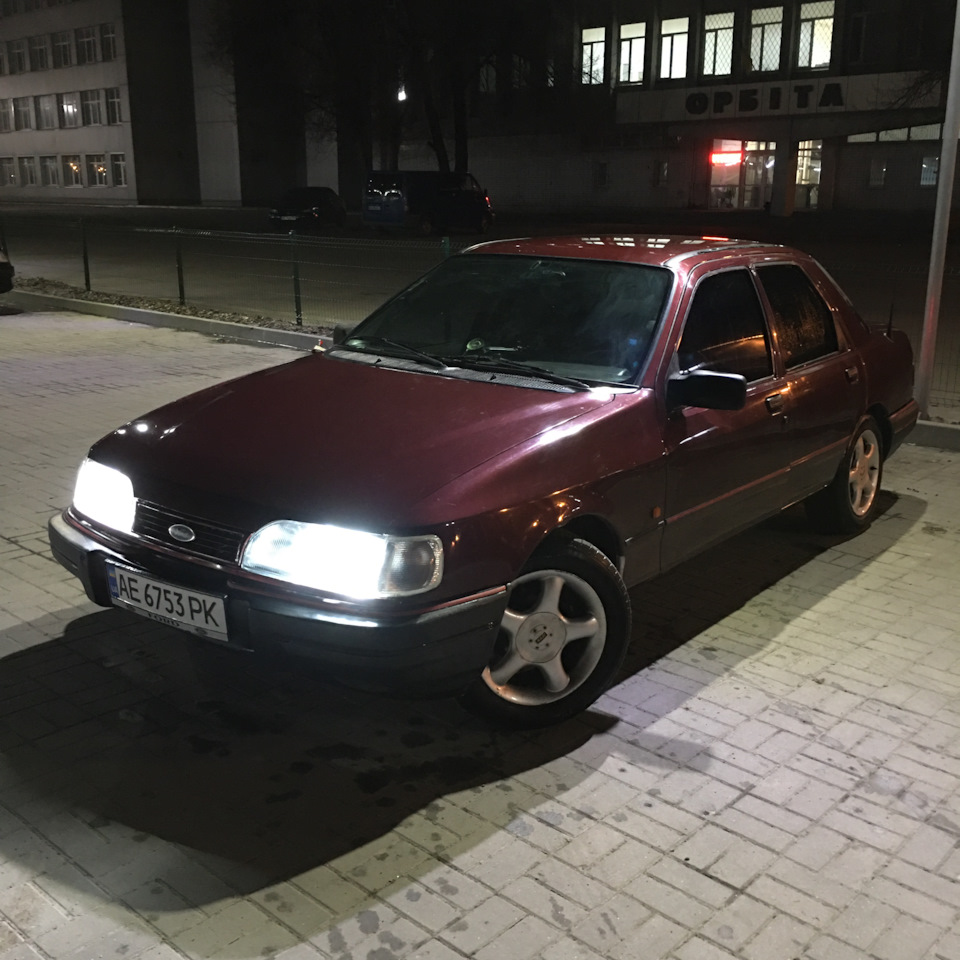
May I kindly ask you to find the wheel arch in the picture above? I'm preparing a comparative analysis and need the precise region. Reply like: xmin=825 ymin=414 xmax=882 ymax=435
xmin=532 ymin=514 xmax=625 ymax=575
xmin=866 ymin=403 xmax=893 ymax=456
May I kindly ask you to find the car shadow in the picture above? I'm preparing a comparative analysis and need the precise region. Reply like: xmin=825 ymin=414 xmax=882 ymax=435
xmin=0 ymin=490 xmax=922 ymax=926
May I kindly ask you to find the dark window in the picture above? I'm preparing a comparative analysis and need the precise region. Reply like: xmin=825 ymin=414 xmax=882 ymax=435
xmin=678 ymin=269 xmax=773 ymax=382
xmin=7 ymin=39 xmax=27 ymax=73
xmin=28 ymin=35 xmax=49 ymax=70
xmin=51 ymin=31 xmax=72 ymax=68
xmin=757 ymin=263 xmax=838 ymax=367
xmin=75 ymin=26 xmax=98 ymax=64
xmin=100 ymin=23 xmax=117 ymax=61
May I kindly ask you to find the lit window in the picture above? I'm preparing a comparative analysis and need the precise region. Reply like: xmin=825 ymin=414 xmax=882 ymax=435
xmin=703 ymin=12 xmax=734 ymax=76
xmin=86 ymin=154 xmax=108 ymax=187
xmin=750 ymin=7 xmax=782 ymax=72
xmin=847 ymin=132 xmax=877 ymax=143
xmin=62 ymin=155 xmax=82 ymax=187
xmin=869 ymin=158 xmax=886 ymax=187
xmin=878 ymin=128 xmax=908 ymax=141
xmin=921 ymin=157 xmax=939 ymax=187
xmin=660 ymin=17 xmax=689 ymax=79
xmin=910 ymin=124 xmax=941 ymax=140
xmin=58 ymin=92 xmax=81 ymax=128
xmin=619 ymin=22 xmax=645 ymax=84
xmin=581 ymin=27 xmax=605 ymax=84
xmin=40 ymin=155 xmax=59 ymax=186
xmin=111 ymin=153 xmax=127 ymax=186
xmin=798 ymin=1 xmax=834 ymax=69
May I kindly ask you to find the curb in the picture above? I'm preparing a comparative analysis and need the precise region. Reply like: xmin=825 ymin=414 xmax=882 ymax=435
xmin=7 ymin=288 xmax=959 ymax=452
xmin=5 ymin=289 xmax=324 ymax=352
xmin=909 ymin=419 xmax=960 ymax=453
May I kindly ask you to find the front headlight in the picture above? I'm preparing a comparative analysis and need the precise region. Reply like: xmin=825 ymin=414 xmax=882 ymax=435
xmin=72 ymin=458 xmax=136 ymax=534
xmin=240 ymin=521 xmax=443 ymax=599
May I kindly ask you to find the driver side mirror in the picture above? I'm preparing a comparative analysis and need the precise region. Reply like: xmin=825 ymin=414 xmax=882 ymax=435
xmin=666 ymin=370 xmax=747 ymax=412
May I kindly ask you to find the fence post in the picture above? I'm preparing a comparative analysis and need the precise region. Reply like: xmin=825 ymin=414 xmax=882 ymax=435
xmin=175 ymin=231 xmax=186 ymax=305
xmin=290 ymin=234 xmax=303 ymax=326
xmin=441 ymin=236 xmax=451 ymax=258
xmin=80 ymin=217 xmax=91 ymax=291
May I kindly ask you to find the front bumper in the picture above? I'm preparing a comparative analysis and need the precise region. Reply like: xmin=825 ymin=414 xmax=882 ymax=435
xmin=49 ymin=512 xmax=506 ymax=697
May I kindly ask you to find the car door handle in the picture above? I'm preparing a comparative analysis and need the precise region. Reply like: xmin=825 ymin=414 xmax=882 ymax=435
xmin=765 ymin=392 xmax=786 ymax=414
xmin=845 ymin=365 xmax=860 ymax=383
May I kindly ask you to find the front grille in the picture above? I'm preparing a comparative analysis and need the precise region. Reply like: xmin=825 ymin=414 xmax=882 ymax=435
xmin=133 ymin=500 xmax=247 ymax=564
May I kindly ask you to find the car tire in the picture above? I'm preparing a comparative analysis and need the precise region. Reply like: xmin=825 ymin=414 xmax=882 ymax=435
xmin=459 ymin=537 xmax=631 ymax=728
xmin=805 ymin=416 xmax=884 ymax=534
xmin=477 ymin=214 xmax=491 ymax=234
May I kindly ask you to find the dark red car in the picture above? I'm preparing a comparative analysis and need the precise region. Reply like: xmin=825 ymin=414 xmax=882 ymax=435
xmin=49 ymin=236 xmax=918 ymax=726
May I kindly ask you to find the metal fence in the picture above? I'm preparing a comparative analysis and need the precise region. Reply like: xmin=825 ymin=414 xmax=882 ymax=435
xmin=0 ymin=214 xmax=466 ymax=330
xmin=1 ymin=212 xmax=959 ymax=418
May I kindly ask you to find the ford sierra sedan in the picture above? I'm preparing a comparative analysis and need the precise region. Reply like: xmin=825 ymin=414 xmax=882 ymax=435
xmin=49 ymin=236 xmax=918 ymax=726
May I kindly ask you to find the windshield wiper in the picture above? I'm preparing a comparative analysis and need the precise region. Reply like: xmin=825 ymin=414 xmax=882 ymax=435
xmin=443 ymin=354 xmax=591 ymax=391
xmin=339 ymin=335 xmax=448 ymax=369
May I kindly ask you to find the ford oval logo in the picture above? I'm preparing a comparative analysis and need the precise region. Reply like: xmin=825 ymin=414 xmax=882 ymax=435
xmin=168 ymin=523 xmax=196 ymax=543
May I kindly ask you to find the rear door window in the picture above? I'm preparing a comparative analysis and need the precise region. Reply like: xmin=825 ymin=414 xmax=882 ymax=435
xmin=677 ymin=268 xmax=773 ymax=382
xmin=756 ymin=263 xmax=839 ymax=368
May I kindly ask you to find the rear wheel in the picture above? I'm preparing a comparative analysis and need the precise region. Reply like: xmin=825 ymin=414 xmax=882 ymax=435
xmin=460 ymin=538 xmax=630 ymax=727
xmin=806 ymin=416 xmax=884 ymax=534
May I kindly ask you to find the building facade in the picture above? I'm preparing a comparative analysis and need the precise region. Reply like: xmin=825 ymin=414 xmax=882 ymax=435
xmin=0 ymin=0 xmax=954 ymax=214
xmin=443 ymin=0 xmax=953 ymax=216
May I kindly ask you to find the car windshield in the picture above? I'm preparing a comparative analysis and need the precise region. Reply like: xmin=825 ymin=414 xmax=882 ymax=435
xmin=345 ymin=254 xmax=673 ymax=385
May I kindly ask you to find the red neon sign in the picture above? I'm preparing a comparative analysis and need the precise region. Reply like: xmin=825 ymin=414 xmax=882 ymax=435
xmin=710 ymin=151 xmax=743 ymax=166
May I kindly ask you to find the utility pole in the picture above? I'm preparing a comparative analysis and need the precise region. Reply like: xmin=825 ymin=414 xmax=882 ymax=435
xmin=917 ymin=0 xmax=960 ymax=417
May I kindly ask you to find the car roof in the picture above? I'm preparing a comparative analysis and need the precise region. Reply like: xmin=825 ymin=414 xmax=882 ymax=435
xmin=464 ymin=235 xmax=792 ymax=268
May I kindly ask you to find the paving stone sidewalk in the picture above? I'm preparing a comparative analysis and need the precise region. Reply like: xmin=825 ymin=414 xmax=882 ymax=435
xmin=1 ymin=307 xmax=960 ymax=960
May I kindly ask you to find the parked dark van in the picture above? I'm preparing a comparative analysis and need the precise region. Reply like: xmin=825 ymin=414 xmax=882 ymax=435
xmin=362 ymin=170 xmax=493 ymax=234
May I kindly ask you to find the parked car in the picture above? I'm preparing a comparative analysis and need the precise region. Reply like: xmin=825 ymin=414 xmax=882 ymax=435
xmin=0 ymin=247 xmax=14 ymax=292
xmin=268 ymin=186 xmax=347 ymax=231
xmin=49 ymin=236 xmax=918 ymax=727
xmin=362 ymin=170 xmax=493 ymax=234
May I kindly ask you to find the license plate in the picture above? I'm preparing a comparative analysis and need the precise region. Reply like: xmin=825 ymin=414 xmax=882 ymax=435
xmin=106 ymin=563 xmax=228 ymax=642
xmin=366 ymin=203 xmax=381 ymax=211
xmin=280 ymin=215 xmax=298 ymax=221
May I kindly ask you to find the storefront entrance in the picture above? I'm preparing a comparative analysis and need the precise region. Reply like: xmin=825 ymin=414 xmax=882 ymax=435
xmin=709 ymin=139 xmax=822 ymax=211
xmin=709 ymin=140 xmax=776 ymax=210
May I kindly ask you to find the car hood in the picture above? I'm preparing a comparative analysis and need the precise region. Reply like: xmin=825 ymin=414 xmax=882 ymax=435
xmin=90 ymin=352 xmax=620 ymax=531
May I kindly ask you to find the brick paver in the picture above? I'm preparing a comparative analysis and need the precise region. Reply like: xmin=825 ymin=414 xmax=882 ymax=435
xmin=2 ymin=306 xmax=960 ymax=959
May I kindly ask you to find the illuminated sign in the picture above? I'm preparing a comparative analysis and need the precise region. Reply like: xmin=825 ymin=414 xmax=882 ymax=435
xmin=710 ymin=151 xmax=743 ymax=165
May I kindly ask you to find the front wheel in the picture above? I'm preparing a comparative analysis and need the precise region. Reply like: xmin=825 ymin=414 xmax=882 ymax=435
xmin=805 ymin=416 xmax=884 ymax=534
xmin=460 ymin=538 xmax=631 ymax=727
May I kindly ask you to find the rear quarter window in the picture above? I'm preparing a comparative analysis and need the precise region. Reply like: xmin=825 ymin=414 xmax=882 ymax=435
xmin=757 ymin=263 xmax=839 ymax=368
